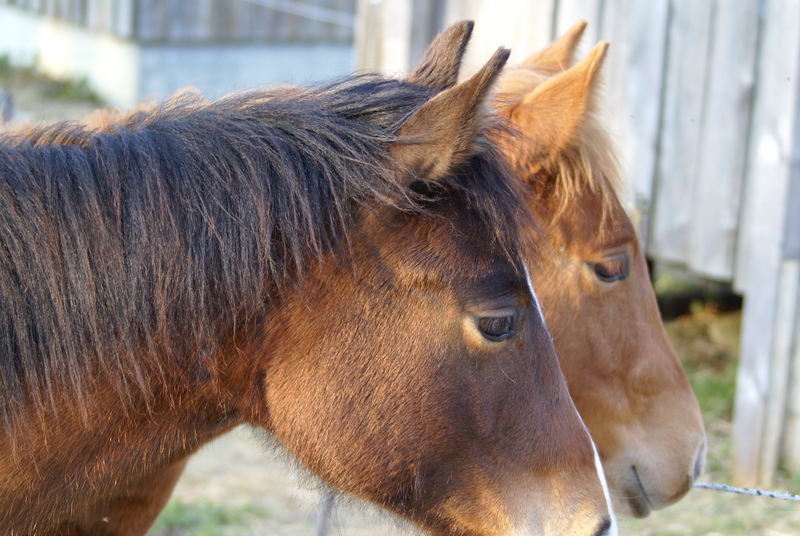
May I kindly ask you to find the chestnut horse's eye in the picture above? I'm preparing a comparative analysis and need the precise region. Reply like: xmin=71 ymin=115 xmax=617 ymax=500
xmin=589 ymin=253 xmax=630 ymax=283
xmin=478 ymin=315 xmax=515 ymax=341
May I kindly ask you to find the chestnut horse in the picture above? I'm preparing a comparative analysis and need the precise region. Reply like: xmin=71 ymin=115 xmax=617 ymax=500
xmin=314 ymin=24 xmax=707 ymax=532
xmin=0 ymin=24 xmax=615 ymax=536
xmin=494 ymin=22 xmax=706 ymax=517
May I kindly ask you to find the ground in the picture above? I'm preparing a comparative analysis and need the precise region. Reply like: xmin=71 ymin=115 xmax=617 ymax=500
xmin=3 ymin=71 xmax=799 ymax=536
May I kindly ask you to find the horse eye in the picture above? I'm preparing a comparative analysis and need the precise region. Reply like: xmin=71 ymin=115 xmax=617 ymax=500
xmin=478 ymin=315 xmax=515 ymax=341
xmin=589 ymin=253 xmax=630 ymax=283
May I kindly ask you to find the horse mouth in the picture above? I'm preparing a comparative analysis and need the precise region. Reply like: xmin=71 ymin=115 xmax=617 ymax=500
xmin=627 ymin=465 xmax=654 ymax=518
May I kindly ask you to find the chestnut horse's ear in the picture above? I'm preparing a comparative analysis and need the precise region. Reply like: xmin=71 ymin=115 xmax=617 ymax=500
xmin=393 ymin=47 xmax=510 ymax=181
xmin=522 ymin=20 xmax=588 ymax=74
xmin=406 ymin=20 xmax=474 ymax=91
xmin=511 ymin=41 xmax=608 ymax=157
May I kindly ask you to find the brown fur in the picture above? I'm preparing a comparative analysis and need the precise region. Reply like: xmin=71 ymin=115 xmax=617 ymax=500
xmin=0 ymin=23 xmax=613 ymax=536
xmin=495 ymin=23 xmax=707 ymax=518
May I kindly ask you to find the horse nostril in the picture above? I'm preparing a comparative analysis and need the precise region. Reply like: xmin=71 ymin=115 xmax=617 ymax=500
xmin=591 ymin=517 xmax=612 ymax=536
xmin=692 ymin=438 xmax=707 ymax=481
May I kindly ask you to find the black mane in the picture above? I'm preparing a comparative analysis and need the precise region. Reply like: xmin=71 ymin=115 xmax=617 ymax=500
xmin=0 ymin=75 xmax=528 ymax=424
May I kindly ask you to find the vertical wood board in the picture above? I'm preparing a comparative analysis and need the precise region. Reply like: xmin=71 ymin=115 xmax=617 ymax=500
xmin=649 ymin=0 xmax=714 ymax=266
xmin=687 ymin=0 xmax=759 ymax=280
xmin=555 ymin=0 xmax=602 ymax=44
xmin=444 ymin=0 xmax=555 ymax=77
xmin=731 ymin=0 xmax=800 ymax=486
xmin=594 ymin=0 xmax=669 ymax=241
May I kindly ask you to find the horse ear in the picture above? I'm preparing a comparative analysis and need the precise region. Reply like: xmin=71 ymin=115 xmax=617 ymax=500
xmin=511 ymin=41 xmax=608 ymax=158
xmin=521 ymin=20 xmax=588 ymax=74
xmin=406 ymin=20 xmax=474 ymax=91
xmin=393 ymin=47 xmax=510 ymax=181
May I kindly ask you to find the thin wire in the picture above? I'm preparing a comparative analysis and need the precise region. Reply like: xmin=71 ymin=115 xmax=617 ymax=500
xmin=695 ymin=482 xmax=800 ymax=502
xmin=240 ymin=0 xmax=355 ymax=27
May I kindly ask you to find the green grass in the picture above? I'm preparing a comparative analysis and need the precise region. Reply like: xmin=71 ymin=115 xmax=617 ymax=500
xmin=0 ymin=53 xmax=103 ymax=104
xmin=39 ymin=75 xmax=103 ymax=103
xmin=148 ymin=500 xmax=269 ymax=536
xmin=0 ymin=54 xmax=12 ymax=81
xmin=665 ymin=303 xmax=741 ymax=421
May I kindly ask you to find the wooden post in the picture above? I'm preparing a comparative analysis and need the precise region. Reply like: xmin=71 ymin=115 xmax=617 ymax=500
xmin=355 ymin=0 xmax=412 ymax=75
xmin=731 ymin=0 xmax=800 ymax=487
xmin=782 ymin=155 xmax=800 ymax=473
xmin=443 ymin=0 xmax=555 ymax=76
xmin=760 ymin=261 xmax=800 ymax=482
xmin=783 ymin=261 xmax=800 ymax=472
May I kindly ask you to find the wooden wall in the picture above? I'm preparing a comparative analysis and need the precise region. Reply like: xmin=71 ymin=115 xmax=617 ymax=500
xmin=356 ymin=0 xmax=800 ymax=487
xmin=0 ymin=0 xmax=355 ymax=43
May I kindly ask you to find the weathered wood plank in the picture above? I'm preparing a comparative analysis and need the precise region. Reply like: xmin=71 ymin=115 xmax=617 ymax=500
xmin=354 ymin=0 xmax=383 ymax=71
xmin=375 ymin=0 xmax=413 ymax=75
xmin=12 ymin=0 xmax=353 ymax=43
xmin=687 ymin=1 xmax=759 ymax=281
xmin=596 ymin=0 xmax=669 ymax=240
xmin=649 ymin=0 xmax=714 ymax=266
xmin=354 ymin=0 xmax=417 ymax=75
xmin=783 ymin=259 xmax=800 ymax=473
xmin=113 ymin=0 xmax=133 ymax=38
xmin=556 ymin=0 xmax=602 ymax=45
xmin=334 ymin=0 xmax=356 ymax=42
xmin=135 ymin=0 xmax=167 ymax=41
xmin=444 ymin=0 xmax=555 ymax=76
xmin=760 ymin=260 xmax=800 ymax=483
xmin=773 ymin=21 xmax=800 ymax=475
xmin=731 ymin=0 xmax=800 ymax=486
xmin=408 ymin=0 xmax=443 ymax=68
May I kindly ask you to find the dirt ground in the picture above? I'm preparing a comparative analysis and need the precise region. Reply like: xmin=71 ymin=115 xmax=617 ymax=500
xmin=4 ymin=75 xmax=799 ymax=536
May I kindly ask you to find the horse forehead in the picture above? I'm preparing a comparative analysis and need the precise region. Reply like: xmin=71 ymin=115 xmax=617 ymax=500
xmin=546 ymin=190 xmax=636 ymax=255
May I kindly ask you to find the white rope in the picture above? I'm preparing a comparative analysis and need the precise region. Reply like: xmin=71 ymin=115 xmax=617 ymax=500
xmin=694 ymin=482 xmax=800 ymax=502
xmin=240 ymin=0 xmax=355 ymax=27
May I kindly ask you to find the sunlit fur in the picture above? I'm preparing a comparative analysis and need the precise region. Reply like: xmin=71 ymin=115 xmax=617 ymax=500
xmin=495 ymin=23 xmax=707 ymax=518
xmin=0 ymin=31 xmax=613 ymax=535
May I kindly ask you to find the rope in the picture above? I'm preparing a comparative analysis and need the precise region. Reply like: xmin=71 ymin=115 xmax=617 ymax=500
xmin=694 ymin=482 xmax=800 ymax=502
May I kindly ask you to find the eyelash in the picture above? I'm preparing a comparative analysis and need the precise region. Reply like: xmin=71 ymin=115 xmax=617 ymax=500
xmin=588 ymin=253 xmax=630 ymax=283
xmin=477 ymin=314 xmax=517 ymax=341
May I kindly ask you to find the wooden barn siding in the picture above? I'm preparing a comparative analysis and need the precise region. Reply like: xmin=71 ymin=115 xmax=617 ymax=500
xmin=730 ymin=0 xmax=800 ymax=484
xmin=0 ymin=0 xmax=355 ymax=43
xmin=357 ymin=0 xmax=800 ymax=485
xmin=368 ymin=0 xmax=761 ymax=281
xmin=783 ymin=153 xmax=800 ymax=472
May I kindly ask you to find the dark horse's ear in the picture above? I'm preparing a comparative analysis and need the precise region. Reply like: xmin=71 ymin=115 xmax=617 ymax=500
xmin=393 ymin=47 xmax=510 ymax=181
xmin=406 ymin=20 xmax=474 ymax=91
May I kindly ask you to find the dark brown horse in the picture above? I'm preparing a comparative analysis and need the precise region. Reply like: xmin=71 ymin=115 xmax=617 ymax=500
xmin=0 ymin=23 xmax=614 ymax=536
xmin=316 ymin=23 xmax=707 ymax=533
xmin=495 ymin=22 xmax=706 ymax=517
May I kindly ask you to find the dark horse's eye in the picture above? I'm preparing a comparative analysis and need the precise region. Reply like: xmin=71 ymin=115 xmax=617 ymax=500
xmin=478 ymin=315 xmax=515 ymax=341
xmin=589 ymin=253 xmax=630 ymax=283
